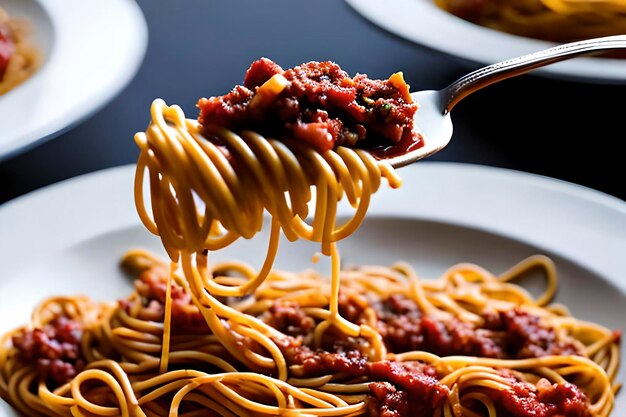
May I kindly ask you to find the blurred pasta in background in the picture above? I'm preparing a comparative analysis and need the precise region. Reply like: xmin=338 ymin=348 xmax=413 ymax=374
xmin=435 ymin=0 xmax=626 ymax=43
xmin=0 ymin=6 xmax=42 ymax=95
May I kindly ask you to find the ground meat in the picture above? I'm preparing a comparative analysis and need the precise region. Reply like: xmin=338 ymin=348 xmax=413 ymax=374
xmin=122 ymin=266 xmax=209 ymax=334
xmin=268 ymin=293 xmax=584 ymax=362
xmin=12 ymin=316 xmax=84 ymax=387
xmin=264 ymin=301 xmax=316 ymax=338
xmin=114 ymin=266 xmax=591 ymax=417
xmin=276 ymin=330 xmax=592 ymax=417
xmin=369 ymin=382 xmax=409 ymax=417
xmin=376 ymin=295 xmax=584 ymax=359
xmin=368 ymin=361 xmax=448 ymax=417
xmin=274 ymin=336 xmax=368 ymax=378
xmin=243 ymin=57 xmax=283 ymax=89
xmin=338 ymin=293 xmax=367 ymax=323
xmin=377 ymin=294 xmax=504 ymax=357
xmin=275 ymin=335 xmax=448 ymax=417
xmin=197 ymin=58 xmax=421 ymax=154
xmin=0 ymin=23 xmax=14 ymax=79
xmin=494 ymin=371 xmax=591 ymax=417
xmin=496 ymin=308 xmax=583 ymax=358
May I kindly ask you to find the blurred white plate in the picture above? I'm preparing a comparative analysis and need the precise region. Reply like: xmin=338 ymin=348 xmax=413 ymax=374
xmin=0 ymin=0 xmax=147 ymax=160
xmin=346 ymin=0 xmax=626 ymax=84
xmin=0 ymin=162 xmax=624 ymax=415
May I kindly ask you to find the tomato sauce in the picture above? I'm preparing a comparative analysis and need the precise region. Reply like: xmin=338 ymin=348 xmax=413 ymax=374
xmin=197 ymin=58 xmax=422 ymax=156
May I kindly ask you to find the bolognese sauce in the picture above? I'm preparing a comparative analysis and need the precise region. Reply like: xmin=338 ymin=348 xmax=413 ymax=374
xmin=8 ymin=261 xmax=600 ymax=417
xmin=93 ymin=267 xmax=594 ymax=417
xmin=197 ymin=58 xmax=422 ymax=157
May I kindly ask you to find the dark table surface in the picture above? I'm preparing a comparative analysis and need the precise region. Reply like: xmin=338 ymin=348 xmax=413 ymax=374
xmin=1 ymin=0 xmax=625 ymax=205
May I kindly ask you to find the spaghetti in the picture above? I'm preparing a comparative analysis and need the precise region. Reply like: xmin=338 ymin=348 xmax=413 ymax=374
xmin=0 ymin=59 xmax=620 ymax=416
xmin=0 ymin=7 xmax=42 ymax=95
xmin=434 ymin=0 xmax=626 ymax=43
xmin=0 ymin=253 xmax=619 ymax=416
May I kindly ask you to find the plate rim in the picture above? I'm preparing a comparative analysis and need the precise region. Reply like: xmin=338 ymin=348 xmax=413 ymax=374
xmin=1 ymin=161 xmax=624 ymax=294
xmin=0 ymin=0 xmax=148 ymax=160
xmin=345 ymin=0 xmax=626 ymax=84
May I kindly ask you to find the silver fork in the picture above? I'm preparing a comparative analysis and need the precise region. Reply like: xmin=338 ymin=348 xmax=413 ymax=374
xmin=380 ymin=35 xmax=626 ymax=169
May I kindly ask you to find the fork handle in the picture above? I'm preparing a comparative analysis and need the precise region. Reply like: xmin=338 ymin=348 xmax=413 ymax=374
xmin=442 ymin=35 xmax=626 ymax=114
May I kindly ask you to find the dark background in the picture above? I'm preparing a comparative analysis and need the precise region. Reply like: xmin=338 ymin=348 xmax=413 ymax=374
xmin=1 ymin=0 xmax=624 ymax=204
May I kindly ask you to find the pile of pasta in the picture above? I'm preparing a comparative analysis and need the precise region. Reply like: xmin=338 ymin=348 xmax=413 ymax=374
xmin=0 ymin=99 xmax=620 ymax=417
xmin=435 ymin=0 xmax=626 ymax=43
xmin=0 ymin=7 xmax=41 ymax=95
xmin=0 ymin=251 xmax=619 ymax=416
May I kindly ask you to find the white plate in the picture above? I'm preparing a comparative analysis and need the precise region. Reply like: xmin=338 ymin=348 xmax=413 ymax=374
xmin=346 ymin=0 xmax=626 ymax=84
xmin=0 ymin=161 xmax=625 ymax=415
xmin=0 ymin=0 xmax=148 ymax=160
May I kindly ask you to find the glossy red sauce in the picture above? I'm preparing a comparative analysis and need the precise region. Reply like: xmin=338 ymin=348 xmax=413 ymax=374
xmin=0 ymin=23 xmax=14 ymax=80
xmin=197 ymin=58 xmax=422 ymax=155
xmin=494 ymin=371 xmax=591 ymax=417
xmin=368 ymin=361 xmax=448 ymax=417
